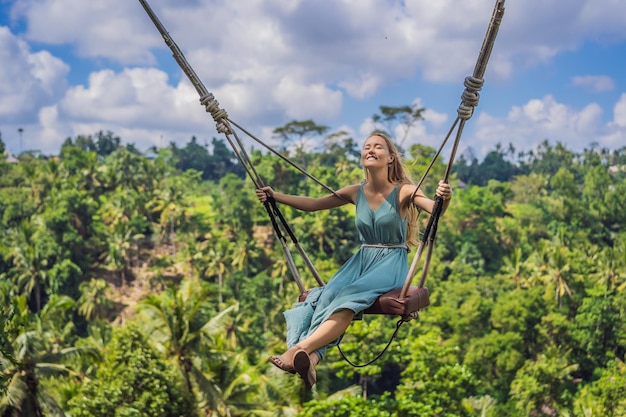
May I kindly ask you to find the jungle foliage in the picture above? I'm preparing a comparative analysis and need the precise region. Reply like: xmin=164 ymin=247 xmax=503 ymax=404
xmin=1 ymin=125 xmax=626 ymax=417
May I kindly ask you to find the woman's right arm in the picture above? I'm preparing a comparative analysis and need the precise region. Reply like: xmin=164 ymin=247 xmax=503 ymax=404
xmin=256 ymin=185 xmax=358 ymax=212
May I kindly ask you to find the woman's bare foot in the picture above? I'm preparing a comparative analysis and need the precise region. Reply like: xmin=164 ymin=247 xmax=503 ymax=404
xmin=268 ymin=345 xmax=303 ymax=374
xmin=269 ymin=347 xmax=320 ymax=389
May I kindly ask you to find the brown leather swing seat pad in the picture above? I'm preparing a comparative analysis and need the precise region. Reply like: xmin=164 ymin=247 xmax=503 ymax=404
xmin=298 ymin=286 xmax=430 ymax=317
xmin=364 ymin=286 xmax=430 ymax=316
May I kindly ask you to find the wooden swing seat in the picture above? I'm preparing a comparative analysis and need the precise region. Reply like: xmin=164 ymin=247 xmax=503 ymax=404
xmin=298 ymin=286 xmax=430 ymax=318
xmin=364 ymin=286 xmax=430 ymax=316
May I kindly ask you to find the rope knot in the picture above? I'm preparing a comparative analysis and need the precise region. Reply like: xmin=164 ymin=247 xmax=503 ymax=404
xmin=457 ymin=76 xmax=484 ymax=120
xmin=200 ymin=93 xmax=232 ymax=134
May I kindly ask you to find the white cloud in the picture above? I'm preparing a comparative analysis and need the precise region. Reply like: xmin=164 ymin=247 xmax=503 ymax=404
xmin=59 ymin=68 xmax=194 ymax=126
xmin=338 ymin=73 xmax=384 ymax=100
xmin=571 ymin=75 xmax=615 ymax=93
xmin=16 ymin=0 xmax=157 ymax=64
xmin=579 ymin=0 xmax=626 ymax=36
xmin=595 ymin=93 xmax=626 ymax=149
xmin=358 ymin=119 xmax=378 ymax=140
xmin=483 ymin=0 xmax=626 ymax=76
xmin=26 ymin=67 xmax=210 ymax=154
xmin=422 ymin=108 xmax=449 ymax=129
xmin=3 ymin=0 xmax=626 ymax=157
xmin=612 ymin=93 xmax=626 ymax=128
xmin=273 ymin=76 xmax=343 ymax=121
xmin=469 ymin=95 xmax=614 ymax=156
xmin=0 ymin=26 xmax=68 ymax=119
xmin=11 ymin=0 xmax=626 ymax=87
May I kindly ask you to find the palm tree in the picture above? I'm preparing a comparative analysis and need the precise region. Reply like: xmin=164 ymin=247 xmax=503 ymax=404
xmin=294 ymin=209 xmax=340 ymax=255
xmin=2 ymin=220 xmax=49 ymax=312
xmin=98 ymin=189 xmax=145 ymax=286
xmin=18 ymin=158 xmax=45 ymax=206
xmin=534 ymin=237 xmax=573 ymax=308
xmin=60 ymin=147 xmax=101 ymax=192
xmin=268 ymin=248 xmax=291 ymax=297
xmin=147 ymin=175 xmax=189 ymax=250
xmin=618 ymin=239 xmax=626 ymax=293
xmin=1 ymin=295 xmax=98 ymax=416
xmin=203 ymin=239 xmax=231 ymax=305
xmin=199 ymin=346 xmax=269 ymax=417
xmin=32 ymin=158 xmax=65 ymax=205
xmin=510 ymin=346 xmax=578 ymax=416
xmin=104 ymin=222 xmax=144 ymax=286
xmin=135 ymin=278 xmax=243 ymax=410
xmin=77 ymin=278 xmax=115 ymax=322
xmin=594 ymin=240 xmax=626 ymax=293
xmin=503 ymin=247 xmax=529 ymax=288
xmin=184 ymin=235 xmax=232 ymax=305
xmin=230 ymin=237 xmax=259 ymax=278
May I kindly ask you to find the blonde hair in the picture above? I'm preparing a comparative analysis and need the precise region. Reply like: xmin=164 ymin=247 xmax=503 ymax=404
xmin=364 ymin=132 xmax=421 ymax=246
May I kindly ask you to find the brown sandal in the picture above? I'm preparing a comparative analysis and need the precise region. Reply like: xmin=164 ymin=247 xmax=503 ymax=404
xmin=304 ymin=362 xmax=317 ymax=389
xmin=293 ymin=349 xmax=316 ymax=389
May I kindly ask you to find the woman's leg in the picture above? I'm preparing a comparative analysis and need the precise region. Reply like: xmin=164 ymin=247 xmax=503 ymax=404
xmin=299 ymin=309 xmax=354 ymax=353
xmin=279 ymin=309 xmax=355 ymax=364
xmin=270 ymin=310 xmax=354 ymax=388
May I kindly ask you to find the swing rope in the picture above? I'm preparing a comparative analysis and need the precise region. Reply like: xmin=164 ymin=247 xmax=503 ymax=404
xmin=337 ymin=318 xmax=406 ymax=368
xmin=138 ymin=0 xmax=331 ymax=293
xmin=401 ymin=0 xmax=506 ymax=299
xmin=322 ymin=0 xmax=506 ymax=367
xmin=138 ymin=0 xmax=506 ymax=365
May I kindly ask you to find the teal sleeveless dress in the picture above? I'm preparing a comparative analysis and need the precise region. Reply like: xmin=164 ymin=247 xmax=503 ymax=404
xmin=283 ymin=183 xmax=409 ymax=359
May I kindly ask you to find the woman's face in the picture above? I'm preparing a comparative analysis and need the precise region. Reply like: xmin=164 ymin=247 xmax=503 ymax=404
xmin=362 ymin=135 xmax=393 ymax=168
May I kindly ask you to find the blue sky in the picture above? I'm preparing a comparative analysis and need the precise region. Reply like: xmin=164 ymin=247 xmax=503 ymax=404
xmin=1 ymin=0 xmax=625 ymax=160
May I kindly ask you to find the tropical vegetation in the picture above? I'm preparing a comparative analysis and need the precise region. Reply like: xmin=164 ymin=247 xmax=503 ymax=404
xmin=1 ymin=114 xmax=625 ymax=416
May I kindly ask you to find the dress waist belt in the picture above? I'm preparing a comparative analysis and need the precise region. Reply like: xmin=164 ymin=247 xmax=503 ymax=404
xmin=361 ymin=243 xmax=409 ymax=252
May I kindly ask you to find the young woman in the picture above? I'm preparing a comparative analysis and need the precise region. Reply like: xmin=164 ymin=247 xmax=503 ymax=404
xmin=256 ymin=132 xmax=452 ymax=388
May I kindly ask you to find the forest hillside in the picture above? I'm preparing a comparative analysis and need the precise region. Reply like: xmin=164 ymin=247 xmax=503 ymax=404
xmin=1 ymin=127 xmax=626 ymax=417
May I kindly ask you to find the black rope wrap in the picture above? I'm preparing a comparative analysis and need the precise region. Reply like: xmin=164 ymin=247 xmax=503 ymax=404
xmin=267 ymin=196 xmax=299 ymax=244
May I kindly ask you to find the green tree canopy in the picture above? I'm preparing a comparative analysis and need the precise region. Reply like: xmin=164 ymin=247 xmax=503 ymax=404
xmin=67 ymin=324 xmax=196 ymax=417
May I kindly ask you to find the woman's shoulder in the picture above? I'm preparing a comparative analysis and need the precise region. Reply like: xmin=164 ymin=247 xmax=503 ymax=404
xmin=335 ymin=183 xmax=361 ymax=204
xmin=397 ymin=181 xmax=417 ymax=193
xmin=397 ymin=182 xmax=421 ymax=202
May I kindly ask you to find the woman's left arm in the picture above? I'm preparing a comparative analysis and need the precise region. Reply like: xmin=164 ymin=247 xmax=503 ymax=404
xmin=405 ymin=180 xmax=453 ymax=215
